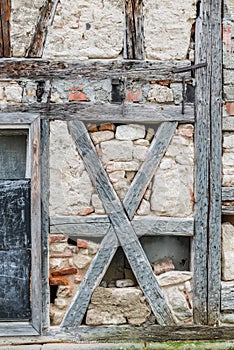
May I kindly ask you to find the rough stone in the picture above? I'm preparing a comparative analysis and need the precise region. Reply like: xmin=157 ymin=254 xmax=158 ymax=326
xmin=133 ymin=145 xmax=149 ymax=162
xmin=116 ymin=279 xmax=135 ymax=288
xmin=54 ymin=298 xmax=68 ymax=310
xmin=5 ymin=83 xmax=22 ymax=103
xmin=91 ymin=193 xmax=105 ymax=214
xmin=157 ymin=271 xmax=192 ymax=287
xmin=90 ymin=130 xmax=114 ymax=144
xmin=134 ymin=139 xmax=150 ymax=146
xmin=109 ymin=171 xmax=125 ymax=183
xmin=136 ymin=199 xmax=151 ymax=216
xmin=153 ymin=259 xmax=175 ymax=275
xmin=115 ymin=124 xmax=145 ymax=141
xmin=86 ymin=287 xmax=151 ymax=326
xmin=145 ymin=127 xmax=155 ymax=142
xmin=101 ymin=140 xmax=133 ymax=163
xmin=73 ymin=253 xmax=92 ymax=269
xmin=147 ymin=85 xmax=174 ymax=103
xmin=144 ymin=0 xmax=196 ymax=60
xmin=43 ymin=0 xmax=124 ymax=59
xmin=106 ymin=161 xmax=139 ymax=172
xmin=222 ymin=222 xmax=234 ymax=281
xmin=99 ymin=123 xmax=116 ymax=131
xmin=223 ymin=132 xmax=234 ymax=149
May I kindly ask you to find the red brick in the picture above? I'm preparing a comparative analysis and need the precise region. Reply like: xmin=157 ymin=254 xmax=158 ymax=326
xmin=49 ymin=276 xmax=69 ymax=286
xmin=69 ymin=91 xmax=89 ymax=102
xmin=226 ymin=102 xmax=234 ymax=116
xmin=99 ymin=123 xmax=116 ymax=132
xmin=76 ymin=207 xmax=94 ymax=216
xmin=50 ymin=234 xmax=66 ymax=243
xmin=125 ymin=89 xmax=142 ymax=102
xmin=223 ymin=24 xmax=232 ymax=53
xmin=50 ymin=254 xmax=73 ymax=258
xmin=158 ymin=81 xmax=171 ymax=87
xmin=77 ymin=239 xmax=88 ymax=249
xmin=51 ymin=267 xmax=78 ymax=277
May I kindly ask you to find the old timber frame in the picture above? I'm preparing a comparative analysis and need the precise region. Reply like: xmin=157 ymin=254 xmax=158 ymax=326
xmin=0 ymin=0 xmax=227 ymax=342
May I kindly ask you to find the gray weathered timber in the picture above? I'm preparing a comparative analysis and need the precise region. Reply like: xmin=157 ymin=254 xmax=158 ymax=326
xmin=30 ymin=117 xmax=42 ymax=333
xmin=124 ymin=0 xmax=144 ymax=59
xmin=64 ymin=120 xmax=175 ymax=327
xmin=26 ymin=0 xmax=60 ymax=57
xmin=222 ymin=187 xmax=234 ymax=201
xmin=47 ymin=324 xmax=234 ymax=342
xmin=61 ymin=229 xmax=119 ymax=327
xmin=50 ymin=216 xmax=194 ymax=237
xmin=193 ymin=0 xmax=210 ymax=325
xmin=0 ymin=113 xmax=39 ymax=124
xmin=0 ymin=103 xmax=195 ymax=123
xmin=41 ymin=120 xmax=50 ymax=330
xmin=123 ymin=122 xmax=177 ymax=220
xmin=221 ymin=281 xmax=234 ymax=311
xmin=207 ymin=0 xmax=222 ymax=326
xmin=0 ymin=59 xmax=192 ymax=81
xmin=0 ymin=323 xmax=38 ymax=337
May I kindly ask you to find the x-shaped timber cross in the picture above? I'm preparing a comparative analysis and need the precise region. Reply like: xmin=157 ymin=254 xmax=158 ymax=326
xmin=61 ymin=120 xmax=178 ymax=327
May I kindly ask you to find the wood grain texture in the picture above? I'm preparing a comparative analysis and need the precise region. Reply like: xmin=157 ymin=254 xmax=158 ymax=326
xmin=0 ymin=59 xmax=192 ymax=81
xmin=0 ymin=103 xmax=194 ymax=123
xmin=124 ymin=0 xmax=144 ymax=59
xmin=41 ymin=119 xmax=50 ymax=330
xmin=64 ymin=120 xmax=175 ymax=327
xmin=30 ymin=117 xmax=42 ymax=333
xmin=123 ymin=122 xmax=177 ymax=220
xmin=193 ymin=0 xmax=210 ymax=325
xmin=207 ymin=0 xmax=222 ymax=326
xmin=0 ymin=323 xmax=38 ymax=337
xmin=26 ymin=0 xmax=60 ymax=57
xmin=0 ymin=0 xmax=11 ymax=57
xmin=0 ymin=113 xmax=39 ymax=124
xmin=50 ymin=216 xmax=194 ymax=237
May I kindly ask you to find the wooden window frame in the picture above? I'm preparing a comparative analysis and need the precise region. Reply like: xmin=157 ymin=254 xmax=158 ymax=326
xmin=0 ymin=113 xmax=41 ymax=336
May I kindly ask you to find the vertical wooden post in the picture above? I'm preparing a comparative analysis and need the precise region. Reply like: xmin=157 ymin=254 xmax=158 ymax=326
xmin=193 ymin=0 xmax=222 ymax=325
xmin=207 ymin=0 xmax=222 ymax=326
xmin=0 ymin=0 xmax=11 ymax=57
xmin=124 ymin=0 xmax=144 ymax=59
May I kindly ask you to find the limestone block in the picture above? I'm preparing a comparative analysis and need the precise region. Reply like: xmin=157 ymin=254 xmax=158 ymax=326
xmin=0 ymin=86 xmax=4 ymax=100
xmin=223 ymin=175 xmax=234 ymax=186
xmin=49 ymin=121 xmax=94 ymax=216
xmin=144 ymin=0 xmax=196 ymax=60
xmin=90 ymin=130 xmax=114 ymax=145
xmin=86 ymin=287 xmax=151 ymax=326
xmin=153 ymin=258 xmax=175 ymax=275
xmin=147 ymin=85 xmax=174 ymax=103
xmin=49 ymin=258 xmax=70 ymax=272
xmin=224 ymin=85 xmax=234 ymax=100
xmin=224 ymin=69 xmax=234 ymax=85
xmin=50 ymin=243 xmax=68 ymax=254
xmin=146 ymin=127 xmax=155 ymax=142
xmin=73 ymin=253 xmax=92 ymax=269
xmin=171 ymin=83 xmax=183 ymax=105
xmin=106 ymin=161 xmax=140 ymax=172
xmin=109 ymin=171 xmax=125 ymax=183
xmin=43 ymin=0 xmax=124 ymax=59
xmin=222 ymin=222 xmax=234 ymax=281
xmin=133 ymin=145 xmax=149 ymax=162
xmin=134 ymin=139 xmax=150 ymax=146
xmin=116 ymin=279 xmax=135 ymax=288
xmin=157 ymin=271 xmax=192 ymax=287
xmin=113 ymin=179 xmax=130 ymax=199
xmin=50 ymin=304 xmax=65 ymax=326
xmin=223 ymin=152 xmax=234 ymax=166
xmin=22 ymin=81 xmax=37 ymax=103
xmin=54 ymin=298 xmax=68 ymax=310
xmin=223 ymin=133 xmax=234 ymax=150
xmin=137 ymin=199 xmax=151 ymax=216
xmin=151 ymin=166 xmax=193 ymax=217
xmin=91 ymin=194 xmax=105 ymax=214
xmin=101 ymin=140 xmax=133 ymax=163
xmin=11 ymin=0 xmax=44 ymax=56
xmin=116 ymin=124 xmax=145 ymax=141
xmin=5 ymin=83 xmax=22 ymax=103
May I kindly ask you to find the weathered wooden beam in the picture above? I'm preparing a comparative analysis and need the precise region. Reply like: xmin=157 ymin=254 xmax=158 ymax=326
xmin=41 ymin=119 xmax=50 ymax=330
xmin=0 ymin=323 xmax=38 ymax=337
xmin=63 ymin=120 xmax=175 ymax=327
xmin=207 ymin=0 xmax=222 ymax=326
xmin=50 ymin=216 xmax=194 ymax=237
xmin=0 ymin=59 xmax=192 ymax=81
xmin=26 ymin=0 xmax=60 ymax=57
xmin=193 ymin=0 xmax=210 ymax=325
xmin=124 ymin=0 xmax=144 ymax=59
xmin=0 ymin=0 xmax=11 ymax=57
xmin=123 ymin=122 xmax=177 ymax=220
xmin=0 ymin=103 xmax=194 ymax=123
xmin=221 ymin=281 xmax=234 ymax=311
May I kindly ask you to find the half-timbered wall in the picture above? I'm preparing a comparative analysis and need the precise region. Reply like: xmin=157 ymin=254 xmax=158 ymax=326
xmin=0 ymin=0 xmax=229 ymax=344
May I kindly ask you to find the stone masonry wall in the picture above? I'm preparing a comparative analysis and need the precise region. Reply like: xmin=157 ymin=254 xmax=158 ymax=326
xmin=221 ymin=0 xmax=234 ymax=326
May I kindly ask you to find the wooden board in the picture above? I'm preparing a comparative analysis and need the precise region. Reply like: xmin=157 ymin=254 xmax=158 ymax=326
xmin=0 ymin=250 xmax=31 ymax=320
xmin=0 ymin=0 xmax=11 ymax=57
xmin=50 ymin=216 xmax=194 ymax=237
xmin=0 ymin=180 xmax=31 ymax=249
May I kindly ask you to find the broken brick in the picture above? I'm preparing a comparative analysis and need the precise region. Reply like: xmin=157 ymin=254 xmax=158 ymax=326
xmin=51 ymin=267 xmax=78 ymax=277
xmin=77 ymin=239 xmax=89 ymax=249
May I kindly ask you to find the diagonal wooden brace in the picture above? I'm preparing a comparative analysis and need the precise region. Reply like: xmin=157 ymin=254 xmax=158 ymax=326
xmin=61 ymin=121 xmax=177 ymax=327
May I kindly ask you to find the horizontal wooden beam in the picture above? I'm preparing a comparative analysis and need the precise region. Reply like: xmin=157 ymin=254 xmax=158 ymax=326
xmin=0 ymin=103 xmax=194 ymax=123
xmin=0 ymin=59 xmax=192 ymax=81
xmin=46 ymin=324 xmax=234 ymax=342
xmin=0 ymin=323 xmax=38 ymax=337
xmin=221 ymin=281 xmax=234 ymax=311
xmin=50 ymin=216 xmax=194 ymax=237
